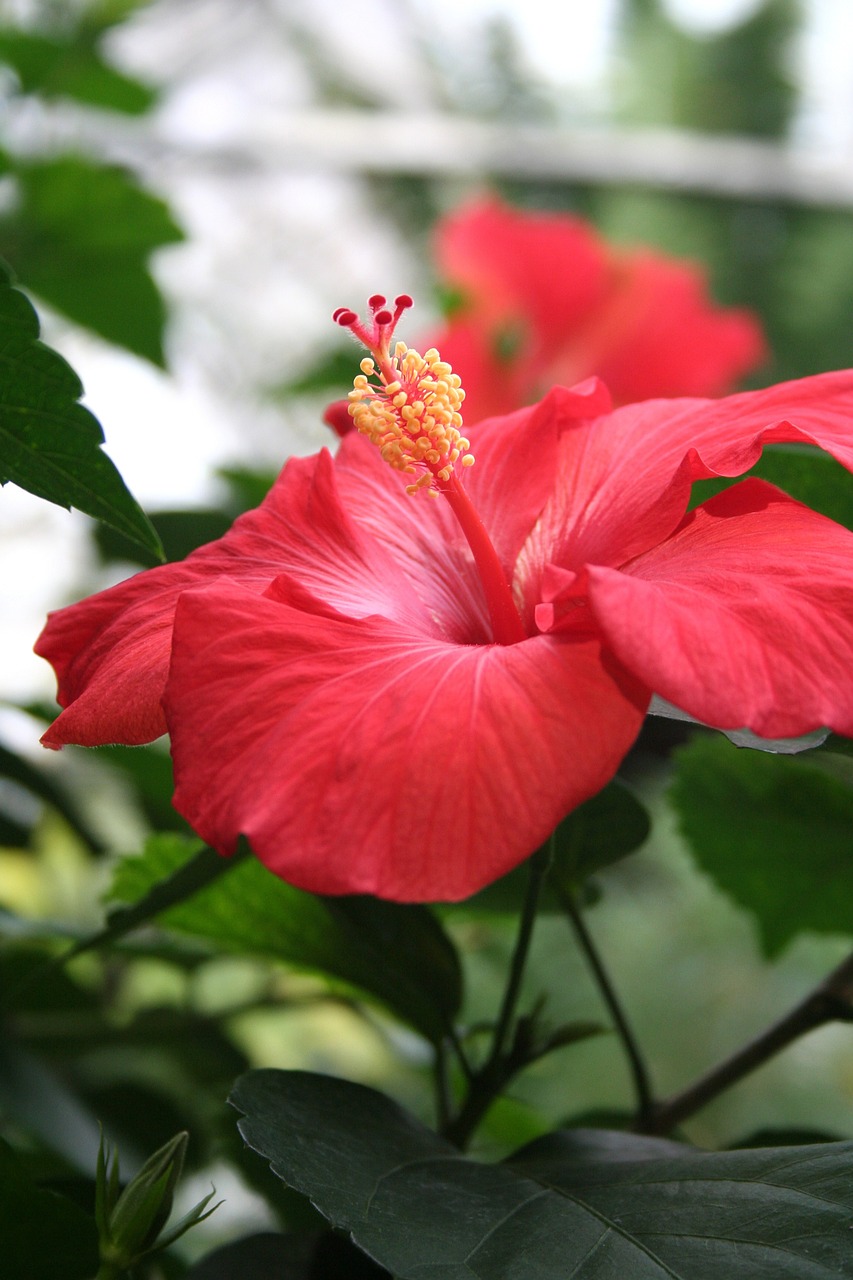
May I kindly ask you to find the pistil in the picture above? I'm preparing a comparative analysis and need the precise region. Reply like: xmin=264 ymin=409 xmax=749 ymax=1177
xmin=334 ymin=295 xmax=527 ymax=646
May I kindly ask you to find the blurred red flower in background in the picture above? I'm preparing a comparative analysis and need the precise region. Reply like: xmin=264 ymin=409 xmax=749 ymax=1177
xmin=428 ymin=197 xmax=766 ymax=422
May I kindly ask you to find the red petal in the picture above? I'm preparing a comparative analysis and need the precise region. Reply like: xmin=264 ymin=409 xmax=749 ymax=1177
xmin=566 ymin=251 xmax=766 ymax=404
xmin=165 ymin=579 xmax=646 ymax=902
xmin=435 ymin=196 xmax=608 ymax=340
xmin=37 ymin=450 xmax=462 ymax=746
xmin=523 ymin=369 xmax=853 ymax=579
xmin=581 ymin=479 xmax=853 ymax=739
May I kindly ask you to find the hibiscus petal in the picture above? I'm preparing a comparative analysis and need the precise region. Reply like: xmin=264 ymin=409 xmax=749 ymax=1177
xmin=37 ymin=450 xmax=448 ymax=746
xmin=521 ymin=368 xmax=853 ymax=577
xmin=336 ymin=381 xmax=612 ymax=629
xmin=434 ymin=197 xmax=608 ymax=340
xmin=571 ymin=252 xmax=766 ymax=404
xmin=581 ymin=480 xmax=853 ymax=740
xmin=164 ymin=579 xmax=647 ymax=902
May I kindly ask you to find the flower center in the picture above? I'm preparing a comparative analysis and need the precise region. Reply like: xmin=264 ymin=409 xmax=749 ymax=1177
xmin=334 ymin=295 xmax=527 ymax=646
xmin=335 ymin=294 xmax=474 ymax=497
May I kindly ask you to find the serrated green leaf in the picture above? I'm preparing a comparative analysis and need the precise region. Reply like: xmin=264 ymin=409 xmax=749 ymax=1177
xmin=0 ymin=260 xmax=163 ymax=555
xmin=1 ymin=157 xmax=182 ymax=364
xmin=691 ymin=443 xmax=853 ymax=530
xmin=107 ymin=835 xmax=462 ymax=1044
xmin=232 ymin=1070 xmax=853 ymax=1279
xmin=670 ymin=735 xmax=853 ymax=956
xmin=0 ymin=29 xmax=157 ymax=114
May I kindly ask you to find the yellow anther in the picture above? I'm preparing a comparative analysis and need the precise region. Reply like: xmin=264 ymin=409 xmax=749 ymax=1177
xmin=347 ymin=342 xmax=472 ymax=495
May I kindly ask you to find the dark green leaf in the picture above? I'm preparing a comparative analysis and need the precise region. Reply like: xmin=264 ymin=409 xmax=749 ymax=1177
xmin=232 ymin=1070 xmax=853 ymax=1279
xmin=1 ymin=157 xmax=183 ymax=364
xmin=730 ymin=1128 xmax=842 ymax=1149
xmin=0 ymin=1139 xmax=99 ymax=1280
xmin=107 ymin=834 xmax=462 ymax=1043
xmin=548 ymin=778 xmax=651 ymax=888
xmin=670 ymin=735 xmax=853 ymax=956
xmin=690 ymin=443 xmax=853 ymax=531
xmin=464 ymin=781 xmax=650 ymax=912
xmin=0 ymin=260 xmax=163 ymax=554
xmin=0 ymin=29 xmax=157 ymax=113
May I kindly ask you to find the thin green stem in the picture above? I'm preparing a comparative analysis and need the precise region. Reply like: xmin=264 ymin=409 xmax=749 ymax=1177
xmin=556 ymin=884 xmax=654 ymax=1125
xmin=489 ymin=842 xmax=552 ymax=1064
xmin=638 ymin=948 xmax=853 ymax=1136
xmin=442 ymin=841 xmax=552 ymax=1148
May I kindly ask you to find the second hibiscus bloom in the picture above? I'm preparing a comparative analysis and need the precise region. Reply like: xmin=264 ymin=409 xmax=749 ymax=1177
xmin=428 ymin=196 xmax=766 ymax=421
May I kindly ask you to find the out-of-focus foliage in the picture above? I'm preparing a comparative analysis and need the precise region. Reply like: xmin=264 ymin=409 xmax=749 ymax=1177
xmin=617 ymin=0 xmax=799 ymax=136
xmin=0 ymin=2 xmax=181 ymax=364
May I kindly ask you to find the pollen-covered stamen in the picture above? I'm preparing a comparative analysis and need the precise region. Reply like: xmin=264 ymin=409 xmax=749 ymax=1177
xmin=348 ymin=342 xmax=473 ymax=496
xmin=333 ymin=295 xmax=525 ymax=645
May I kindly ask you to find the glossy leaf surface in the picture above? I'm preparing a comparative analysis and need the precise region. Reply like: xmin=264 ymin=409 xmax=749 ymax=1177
xmin=0 ymin=261 xmax=162 ymax=554
xmin=233 ymin=1069 xmax=853 ymax=1280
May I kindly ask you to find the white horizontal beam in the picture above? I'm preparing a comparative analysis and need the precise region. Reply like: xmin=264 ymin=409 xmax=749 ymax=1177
xmin=242 ymin=111 xmax=853 ymax=207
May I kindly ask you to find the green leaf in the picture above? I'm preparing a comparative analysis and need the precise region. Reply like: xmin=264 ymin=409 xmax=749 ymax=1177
xmin=670 ymin=735 xmax=853 ymax=956
xmin=0 ymin=29 xmax=157 ymax=114
xmin=465 ymin=781 xmax=651 ymax=912
xmin=0 ymin=260 xmax=163 ymax=555
xmin=71 ymin=838 xmax=241 ymax=960
xmin=107 ymin=835 xmax=462 ymax=1044
xmin=232 ymin=1070 xmax=853 ymax=1279
xmin=690 ymin=443 xmax=853 ymax=531
xmin=1 ymin=157 xmax=183 ymax=364
xmin=0 ymin=1139 xmax=99 ymax=1280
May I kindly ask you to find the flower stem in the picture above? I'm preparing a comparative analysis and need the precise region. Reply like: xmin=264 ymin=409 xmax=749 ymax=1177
xmin=637 ymin=948 xmax=853 ymax=1136
xmin=442 ymin=841 xmax=552 ymax=1149
xmin=441 ymin=472 xmax=527 ymax=646
xmin=490 ymin=842 xmax=552 ymax=1063
xmin=556 ymin=884 xmax=655 ymax=1126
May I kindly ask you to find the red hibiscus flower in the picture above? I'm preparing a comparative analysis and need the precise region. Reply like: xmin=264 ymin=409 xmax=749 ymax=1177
xmin=429 ymin=197 xmax=766 ymax=422
xmin=37 ymin=297 xmax=853 ymax=902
